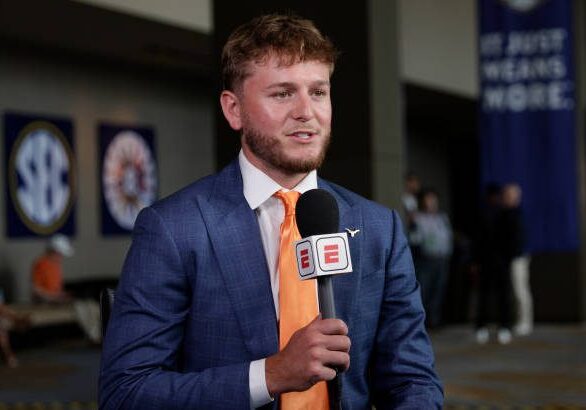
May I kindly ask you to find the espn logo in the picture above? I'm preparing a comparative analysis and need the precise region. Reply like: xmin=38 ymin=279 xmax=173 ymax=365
xmin=323 ymin=244 xmax=340 ymax=264
xmin=316 ymin=237 xmax=348 ymax=271
xmin=295 ymin=240 xmax=315 ymax=277
xmin=294 ymin=233 xmax=353 ymax=280
xmin=300 ymin=248 xmax=311 ymax=269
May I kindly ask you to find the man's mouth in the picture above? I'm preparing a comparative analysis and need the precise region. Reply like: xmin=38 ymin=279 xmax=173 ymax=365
xmin=287 ymin=130 xmax=318 ymax=141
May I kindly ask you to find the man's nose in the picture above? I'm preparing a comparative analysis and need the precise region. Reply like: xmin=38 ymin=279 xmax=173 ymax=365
xmin=291 ymin=94 xmax=313 ymax=121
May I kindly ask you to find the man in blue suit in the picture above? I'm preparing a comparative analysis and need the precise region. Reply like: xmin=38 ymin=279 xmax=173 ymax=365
xmin=99 ymin=14 xmax=443 ymax=409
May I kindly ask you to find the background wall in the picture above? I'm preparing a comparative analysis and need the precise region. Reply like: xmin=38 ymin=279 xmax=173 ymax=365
xmin=398 ymin=0 xmax=478 ymax=98
xmin=0 ymin=0 xmax=582 ymax=321
xmin=72 ymin=0 xmax=212 ymax=32
xmin=0 ymin=50 xmax=214 ymax=302
xmin=70 ymin=0 xmax=480 ymax=98
xmin=407 ymin=131 xmax=452 ymax=212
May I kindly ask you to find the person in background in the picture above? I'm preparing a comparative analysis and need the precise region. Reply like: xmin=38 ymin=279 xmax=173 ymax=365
xmin=31 ymin=235 xmax=101 ymax=343
xmin=410 ymin=189 xmax=453 ymax=329
xmin=475 ymin=184 xmax=513 ymax=345
xmin=501 ymin=183 xmax=533 ymax=336
xmin=32 ymin=234 xmax=75 ymax=304
xmin=402 ymin=173 xmax=422 ymax=261
xmin=401 ymin=172 xmax=421 ymax=226
xmin=0 ymin=298 xmax=29 ymax=368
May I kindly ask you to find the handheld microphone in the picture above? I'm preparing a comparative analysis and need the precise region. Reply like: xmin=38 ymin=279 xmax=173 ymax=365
xmin=295 ymin=189 xmax=353 ymax=319
xmin=295 ymin=189 xmax=352 ymax=410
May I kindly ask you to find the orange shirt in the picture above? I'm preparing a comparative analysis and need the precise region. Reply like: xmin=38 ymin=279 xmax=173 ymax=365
xmin=32 ymin=255 xmax=63 ymax=295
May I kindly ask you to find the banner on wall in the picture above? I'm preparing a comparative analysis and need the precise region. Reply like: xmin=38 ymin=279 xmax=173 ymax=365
xmin=479 ymin=0 xmax=577 ymax=251
xmin=99 ymin=124 xmax=158 ymax=235
xmin=3 ymin=111 xmax=76 ymax=237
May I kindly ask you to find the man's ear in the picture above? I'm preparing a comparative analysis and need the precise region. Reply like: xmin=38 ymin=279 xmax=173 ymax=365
xmin=220 ymin=90 xmax=243 ymax=131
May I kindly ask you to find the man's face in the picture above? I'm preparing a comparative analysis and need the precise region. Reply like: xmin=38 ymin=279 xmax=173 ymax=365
xmin=233 ymin=56 xmax=332 ymax=175
xmin=503 ymin=185 xmax=521 ymax=208
xmin=423 ymin=193 xmax=439 ymax=213
xmin=406 ymin=177 xmax=420 ymax=194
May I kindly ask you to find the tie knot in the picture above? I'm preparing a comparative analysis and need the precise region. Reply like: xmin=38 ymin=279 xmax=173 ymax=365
xmin=274 ymin=190 xmax=300 ymax=216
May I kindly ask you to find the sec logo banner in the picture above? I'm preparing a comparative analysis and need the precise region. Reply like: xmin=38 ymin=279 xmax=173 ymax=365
xmin=4 ymin=113 xmax=76 ymax=237
xmin=99 ymin=124 xmax=157 ymax=234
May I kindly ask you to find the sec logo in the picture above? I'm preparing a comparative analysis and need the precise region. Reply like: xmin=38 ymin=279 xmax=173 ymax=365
xmin=102 ymin=130 xmax=157 ymax=230
xmin=8 ymin=121 xmax=75 ymax=234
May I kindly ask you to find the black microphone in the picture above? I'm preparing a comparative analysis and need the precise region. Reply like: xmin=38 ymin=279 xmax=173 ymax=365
xmin=295 ymin=189 xmax=350 ymax=410
xmin=296 ymin=189 xmax=340 ymax=321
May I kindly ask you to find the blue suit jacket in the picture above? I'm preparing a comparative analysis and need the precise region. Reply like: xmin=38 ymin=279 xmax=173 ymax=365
xmin=99 ymin=160 xmax=443 ymax=409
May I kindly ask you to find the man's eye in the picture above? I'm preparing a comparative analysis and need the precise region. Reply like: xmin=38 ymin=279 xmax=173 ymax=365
xmin=313 ymin=89 xmax=328 ymax=97
xmin=273 ymin=91 xmax=292 ymax=99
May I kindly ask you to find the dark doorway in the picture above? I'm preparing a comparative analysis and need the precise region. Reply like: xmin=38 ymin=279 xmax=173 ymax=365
xmin=404 ymin=83 xmax=479 ymax=324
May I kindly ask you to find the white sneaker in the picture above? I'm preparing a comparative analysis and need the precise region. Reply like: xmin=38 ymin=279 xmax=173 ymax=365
xmin=497 ymin=328 xmax=512 ymax=344
xmin=475 ymin=328 xmax=489 ymax=344
xmin=514 ymin=323 xmax=533 ymax=336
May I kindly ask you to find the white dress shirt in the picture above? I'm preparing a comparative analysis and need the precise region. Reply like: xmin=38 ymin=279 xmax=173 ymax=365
xmin=238 ymin=151 xmax=317 ymax=408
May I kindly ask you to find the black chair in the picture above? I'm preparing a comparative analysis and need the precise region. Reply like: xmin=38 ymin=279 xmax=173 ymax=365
xmin=100 ymin=288 xmax=115 ymax=338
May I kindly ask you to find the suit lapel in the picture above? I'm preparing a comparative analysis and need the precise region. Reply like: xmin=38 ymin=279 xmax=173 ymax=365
xmin=198 ymin=161 xmax=278 ymax=359
xmin=197 ymin=165 xmax=364 ymax=358
xmin=318 ymin=180 xmax=363 ymax=326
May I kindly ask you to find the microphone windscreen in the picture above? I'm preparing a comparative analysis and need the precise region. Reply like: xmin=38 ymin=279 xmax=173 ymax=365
xmin=296 ymin=189 xmax=339 ymax=237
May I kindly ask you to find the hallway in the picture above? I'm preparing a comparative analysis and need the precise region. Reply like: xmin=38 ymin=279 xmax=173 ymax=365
xmin=0 ymin=325 xmax=584 ymax=408
xmin=435 ymin=325 xmax=586 ymax=408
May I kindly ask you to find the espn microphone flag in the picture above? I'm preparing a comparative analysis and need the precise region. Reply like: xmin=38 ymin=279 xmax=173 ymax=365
xmin=294 ymin=233 xmax=353 ymax=280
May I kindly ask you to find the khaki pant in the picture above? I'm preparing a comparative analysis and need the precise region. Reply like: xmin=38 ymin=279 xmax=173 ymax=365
xmin=511 ymin=255 xmax=533 ymax=335
xmin=73 ymin=299 xmax=101 ymax=343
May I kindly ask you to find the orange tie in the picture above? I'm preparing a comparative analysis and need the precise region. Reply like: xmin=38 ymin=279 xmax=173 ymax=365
xmin=274 ymin=190 xmax=329 ymax=410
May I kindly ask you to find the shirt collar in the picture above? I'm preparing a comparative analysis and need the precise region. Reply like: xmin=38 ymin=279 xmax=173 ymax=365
xmin=239 ymin=150 xmax=318 ymax=210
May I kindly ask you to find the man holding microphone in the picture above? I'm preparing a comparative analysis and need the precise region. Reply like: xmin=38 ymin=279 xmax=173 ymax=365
xmin=100 ymin=14 xmax=442 ymax=409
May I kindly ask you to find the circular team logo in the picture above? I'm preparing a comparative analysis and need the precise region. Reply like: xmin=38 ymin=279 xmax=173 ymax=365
xmin=500 ymin=0 xmax=546 ymax=12
xmin=8 ymin=121 xmax=76 ymax=234
xmin=102 ymin=130 xmax=157 ymax=230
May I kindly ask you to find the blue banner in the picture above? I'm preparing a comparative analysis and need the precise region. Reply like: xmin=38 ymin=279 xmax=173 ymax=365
xmin=99 ymin=123 xmax=158 ymax=235
xmin=479 ymin=0 xmax=577 ymax=252
xmin=3 ymin=111 xmax=76 ymax=237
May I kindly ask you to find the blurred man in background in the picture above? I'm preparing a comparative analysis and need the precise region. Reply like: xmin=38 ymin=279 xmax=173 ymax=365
xmin=31 ymin=235 xmax=101 ymax=343
xmin=32 ymin=234 xmax=74 ymax=304
xmin=0 ymin=300 xmax=29 ymax=368
xmin=475 ymin=184 xmax=514 ymax=345
xmin=401 ymin=172 xmax=421 ymax=227
xmin=501 ymin=183 xmax=532 ymax=336
xmin=410 ymin=189 xmax=453 ymax=329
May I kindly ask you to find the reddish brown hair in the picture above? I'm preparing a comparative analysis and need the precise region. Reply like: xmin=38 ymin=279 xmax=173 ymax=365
xmin=221 ymin=14 xmax=338 ymax=91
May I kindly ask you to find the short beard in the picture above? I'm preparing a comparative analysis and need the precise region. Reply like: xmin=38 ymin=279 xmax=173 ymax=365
xmin=242 ymin=127 xmax=330 ymax=174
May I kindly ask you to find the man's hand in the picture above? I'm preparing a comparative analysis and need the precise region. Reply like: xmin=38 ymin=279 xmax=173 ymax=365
xmin=265 ymin=315 xmax=351 ymax=396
